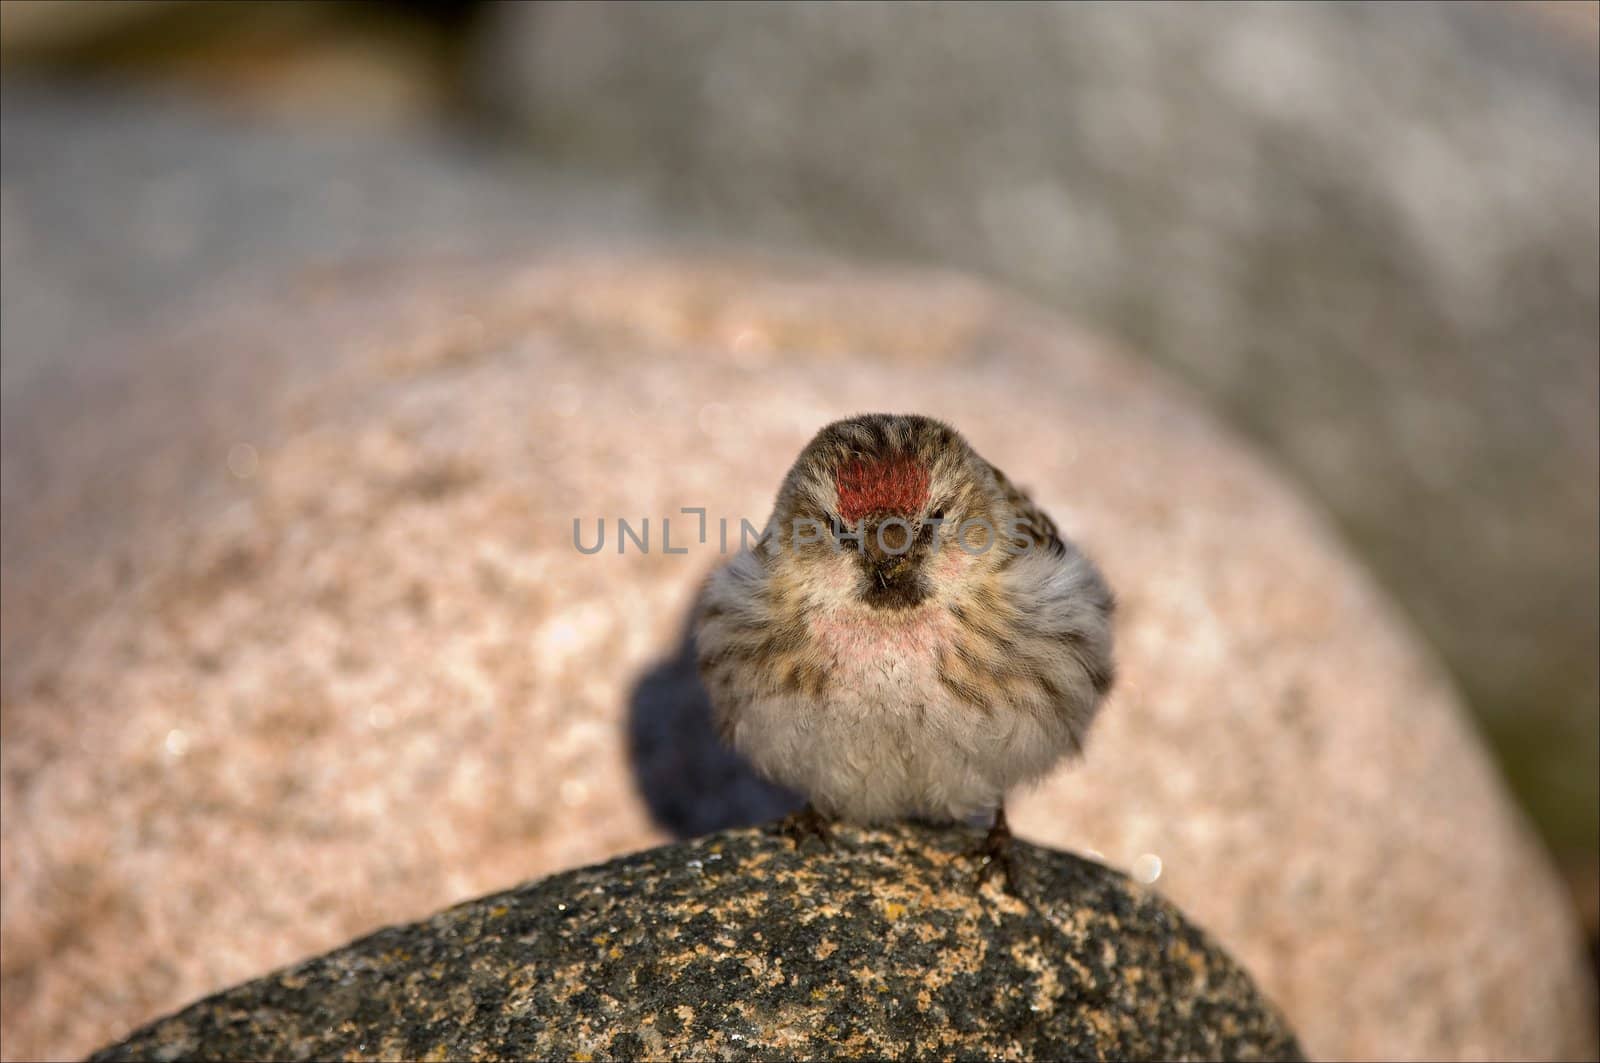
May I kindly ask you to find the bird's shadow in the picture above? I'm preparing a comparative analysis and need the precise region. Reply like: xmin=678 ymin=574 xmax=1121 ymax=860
xmin=626 ymin=613 xmax=802 ymax=837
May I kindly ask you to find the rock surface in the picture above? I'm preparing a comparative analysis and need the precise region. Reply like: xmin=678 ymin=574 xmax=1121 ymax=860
xmin=89 ymin=824 xmax=1305 ymax=1062
xmin=479 ymin=1 xmax=1600 ymax=856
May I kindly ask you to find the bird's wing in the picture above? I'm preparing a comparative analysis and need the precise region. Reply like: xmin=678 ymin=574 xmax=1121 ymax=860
xmin=984 ymin=459 xmax=1066 ymax=557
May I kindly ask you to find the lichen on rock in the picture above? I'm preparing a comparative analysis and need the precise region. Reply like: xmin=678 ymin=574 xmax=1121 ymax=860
xmin=90 ymin=823 xmax=1303 ymax=1062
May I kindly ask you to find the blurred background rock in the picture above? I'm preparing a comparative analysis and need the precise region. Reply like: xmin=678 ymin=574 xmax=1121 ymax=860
xmin=1 ymin=1 xmax=1595 ymax=1059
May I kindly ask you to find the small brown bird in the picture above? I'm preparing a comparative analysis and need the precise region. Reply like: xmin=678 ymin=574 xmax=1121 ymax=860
xmin=695 ymin=414 xmax=1114 ymax=875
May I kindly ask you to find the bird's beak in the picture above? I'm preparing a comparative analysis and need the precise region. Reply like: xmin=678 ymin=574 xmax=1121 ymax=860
xmin=857 ymin=515 xmax=926 ymax=608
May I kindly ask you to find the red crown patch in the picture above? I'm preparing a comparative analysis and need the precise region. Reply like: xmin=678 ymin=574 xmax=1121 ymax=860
xmin=834 ymin=456 xmax=930 ymax=524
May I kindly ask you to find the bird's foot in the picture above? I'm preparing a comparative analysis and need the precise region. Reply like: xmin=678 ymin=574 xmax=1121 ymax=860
xmin=779 ymin=804 xmax=833 ymax=851
xmin=973 ymin=807 xmax=1022 ymax=895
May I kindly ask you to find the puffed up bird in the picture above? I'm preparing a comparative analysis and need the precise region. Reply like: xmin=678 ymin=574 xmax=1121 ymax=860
xmin=694 ymin=413 xmax=1115 ymax=880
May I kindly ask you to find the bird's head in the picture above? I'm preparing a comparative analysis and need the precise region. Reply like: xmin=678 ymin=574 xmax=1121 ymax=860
xmin=763 ymin=413 xmax=1023 ymax=612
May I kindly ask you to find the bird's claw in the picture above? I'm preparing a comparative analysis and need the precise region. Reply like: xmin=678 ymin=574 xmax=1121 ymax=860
xmin=780 ymin=805 xmax=833 ymax=850
xmin=973 ymin=808 xmax=1022 ymax=895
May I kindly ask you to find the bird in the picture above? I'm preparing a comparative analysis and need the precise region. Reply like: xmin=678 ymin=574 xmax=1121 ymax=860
xmin=694 ymin=413 xmax=1115 ymax=880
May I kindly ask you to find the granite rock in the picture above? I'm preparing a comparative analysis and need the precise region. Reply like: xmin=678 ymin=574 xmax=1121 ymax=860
xmin=2 ymin=249 xmax=1593 ymax=1062
xmin=89 ymin=823 xmax=1305 ymax=1062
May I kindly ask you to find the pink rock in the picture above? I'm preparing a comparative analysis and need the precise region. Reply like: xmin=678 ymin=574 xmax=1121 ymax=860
xmin=1 ymin=255 xmax=1593 ymax=1061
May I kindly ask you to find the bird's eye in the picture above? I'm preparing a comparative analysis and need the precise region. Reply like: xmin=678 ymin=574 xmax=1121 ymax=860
xmin=929 ymin=508 xmax=945 ymax=521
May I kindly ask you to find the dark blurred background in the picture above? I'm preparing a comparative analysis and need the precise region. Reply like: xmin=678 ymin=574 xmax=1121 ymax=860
xmin=1 ymin=2 xmax=1595 ymax=1060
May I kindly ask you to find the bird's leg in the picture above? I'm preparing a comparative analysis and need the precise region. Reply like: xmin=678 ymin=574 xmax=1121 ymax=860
xmin=975 ymin=804 xmax=1021 ymax=893
xmin=779 ymin=803 xmax=833 ymax=850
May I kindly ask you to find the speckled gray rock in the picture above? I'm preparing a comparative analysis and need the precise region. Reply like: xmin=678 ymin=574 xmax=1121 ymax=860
xmin=88 ymin=824 xmax=1304 ymax=1062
